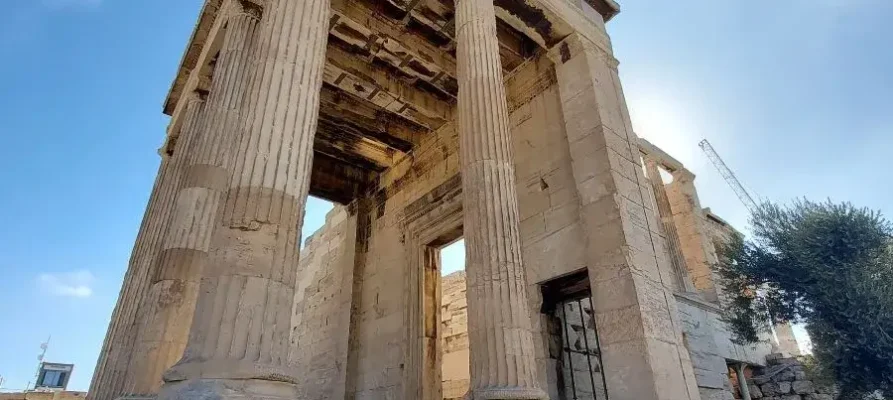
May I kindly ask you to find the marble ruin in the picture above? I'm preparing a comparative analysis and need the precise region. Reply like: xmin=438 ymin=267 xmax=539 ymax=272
xmin=88 ymin=0 xmax=797 ymax=399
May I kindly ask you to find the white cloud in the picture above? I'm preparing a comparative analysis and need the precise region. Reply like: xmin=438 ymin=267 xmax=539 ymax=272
xmin=37 ymin=270 xmax=95 ymax=298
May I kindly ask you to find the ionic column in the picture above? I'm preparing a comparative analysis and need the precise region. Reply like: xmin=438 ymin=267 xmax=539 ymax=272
xmin=159 ymin=0 xmax=329 ymax=398
xmin=88 ymin=155 xmax=176 ymax=400
xmin=455 ymin=0 xmax=546 ymax=398
xmin=88 ymin=102 xmax=205 ymax=400
xmin=645 ymin=159 xmax=695 ymax=293
xmin=149 ymin=1 xmax=260 ymax=397
xmin=123 ymin=94 xmax=207 ymax=396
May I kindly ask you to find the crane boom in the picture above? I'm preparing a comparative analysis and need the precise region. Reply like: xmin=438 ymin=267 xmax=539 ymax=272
xmin=698 ymin=139 xmax=759 ymax=212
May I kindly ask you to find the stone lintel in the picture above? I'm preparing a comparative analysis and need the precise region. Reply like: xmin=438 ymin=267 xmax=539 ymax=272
xmin=496 ymin=0 xmax=612 ymax=51
xmin=639 ymin=138 xmax=688 ymax=174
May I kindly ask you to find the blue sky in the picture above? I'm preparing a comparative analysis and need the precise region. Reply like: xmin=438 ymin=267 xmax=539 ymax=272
xmin=0 ymin=0 xmax=890 ymax=392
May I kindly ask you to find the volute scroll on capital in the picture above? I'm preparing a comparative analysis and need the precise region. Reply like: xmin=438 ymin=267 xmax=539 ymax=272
xmin=225 ymin=0 xmax=263 ymax=21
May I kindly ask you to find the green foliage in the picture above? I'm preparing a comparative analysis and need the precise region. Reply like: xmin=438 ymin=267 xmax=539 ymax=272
xmin=715 ymin=200 xmax=893 ymax=398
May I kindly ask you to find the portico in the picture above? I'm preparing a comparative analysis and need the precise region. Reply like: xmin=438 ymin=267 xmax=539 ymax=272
xmin=89 ymin=1 xmax=702 ymax=399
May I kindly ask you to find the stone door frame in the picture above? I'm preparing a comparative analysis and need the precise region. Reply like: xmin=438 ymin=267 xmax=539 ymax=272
xmin=400 ymin=174 xmax=464 ymax=400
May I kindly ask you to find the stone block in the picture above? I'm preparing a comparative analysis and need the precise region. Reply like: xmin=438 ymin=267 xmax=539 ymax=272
xmin=698 ymin=387 xmax=734 ymax=400
xmin=791 ymin=381 xmax=814 ymax=394
xmin=749 ymin=383 xmax=763 ymax=398
xmin=775 ymin=370 xmax=796 ymax=382
xmin=779 ymin=396 xmax=801 ymax=400
xmin=762 ymin=382 xmax=791 ymax=396
xmin=778 ymin=382 xmax=792 ymax=394
xmin=804 ymin=395 xmax=833 ymax=400
xmin=766 ymin=352 xmax=785 ymax=364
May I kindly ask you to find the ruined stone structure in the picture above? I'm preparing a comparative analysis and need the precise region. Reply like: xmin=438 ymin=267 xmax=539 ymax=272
xmin=431 ymin=139 xmax=786 ymax=400
xmin=87 ymin=0 xmax=787 ymax=399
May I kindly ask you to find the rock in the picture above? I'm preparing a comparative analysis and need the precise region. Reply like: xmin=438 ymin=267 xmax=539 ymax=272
xmin=749 ymin=383 xmax=764 ymax=398
xmin=775 ymin=370 xmax=797 ymax=382
xmin=778 ymin=382 xmax=792 ymax=394
xmin=804 ymin=395 xmax=833 ymax=400
xmin=792 ymin=381 xmax=815 ymax=394
xmin=767 ymin=353 xmax=786 ymax=365
xmin=762 ymin=382 xmax=791 ymax=396
xmin=754 ymin=364 xmax=793 ymax=385
xmin=793 ymin=370 xmax=807 ymax=380
xmin=780 ymin=396 xmax=801 ymax=400
xmin=753 ymin=375 xmax=773 ymax=386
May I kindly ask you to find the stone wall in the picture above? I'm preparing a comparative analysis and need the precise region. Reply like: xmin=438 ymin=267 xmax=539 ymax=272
xmin=289 ymin=206 xmax=358 ymax=400
xmin=666 ymin=174 xmax=723 ymax=303
xmin=744 ymin=356 xmax=836 ymax=400
xmin=340 ymin=53 xmax=606 ymax=399
xmin=291 ymin=49 xmax=699 ymax=400
xmin=440 ymin=274 xmax=777 ymax=400
xmin=676 ymin=293 xmax=775 ymax=400
xmin=0 ymin=392 xmax=87 ymax=400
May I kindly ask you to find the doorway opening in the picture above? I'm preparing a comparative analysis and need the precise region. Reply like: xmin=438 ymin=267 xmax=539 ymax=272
xmin=541 ymin=270 xmax=609 ymax=400
xmin=419 ymin=234 xmax=471 ymax=400
xmin=439 ymin=239 xmax=468 ymax=400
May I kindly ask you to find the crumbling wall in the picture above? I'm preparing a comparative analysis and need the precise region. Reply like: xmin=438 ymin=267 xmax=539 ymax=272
xmin=745 ymin=355 xmax=837 ymax=400
xmin=289 ymin=206 xmax=358 ymax=400
xmin=667 ymin=174 xmax=723 ymax=303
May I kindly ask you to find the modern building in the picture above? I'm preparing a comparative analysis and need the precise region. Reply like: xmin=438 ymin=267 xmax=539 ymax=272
xmin=34 ymin=363 xmax=74 ymax=392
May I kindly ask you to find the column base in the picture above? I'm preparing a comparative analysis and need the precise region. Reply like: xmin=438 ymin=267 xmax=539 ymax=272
xmin=163 ymin=360 xmax=297 ymax=384
xmin=465 ymin=387 xmax=549 ymax=400
xmin=158 ymin=379 xmax=298 ymax=400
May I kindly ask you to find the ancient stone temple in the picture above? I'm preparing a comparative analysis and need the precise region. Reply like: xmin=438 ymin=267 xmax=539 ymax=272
xmin=87 ymin=1 xmax=791 ymax=399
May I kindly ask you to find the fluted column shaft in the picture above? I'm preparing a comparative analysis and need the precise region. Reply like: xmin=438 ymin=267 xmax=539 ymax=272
xmin=160 ymin=0 xmax=329 ymax=397
xmin=645 ymin=159 xmax=695 ymax=293
xmin=151 ymin=1 xmax=260 ymax=395
xmin=455 ymin=0 xmax=546 ymax=398
xmin=87 ymin=104 xmax=206 ymax=400
xmin=88 ymin=156 xmax=175 ymax=400
xmin=123 ymin=96 xmax=207 ymax=396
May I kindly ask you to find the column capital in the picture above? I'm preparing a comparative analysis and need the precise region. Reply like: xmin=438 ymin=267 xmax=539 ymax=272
xmin=162 ymin=92 xmax=205 ymax=157
xmin=224 ymin=0 xmax=262 ymax=21
xmin=546 ymin=32 xmax=618 ymax=70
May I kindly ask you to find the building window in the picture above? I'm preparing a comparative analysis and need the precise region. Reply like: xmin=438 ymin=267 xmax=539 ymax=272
xmin=39 ymin=370 xmax=66 ymax=388
xmin=542 ymin=270 xmax=609 ymax=400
